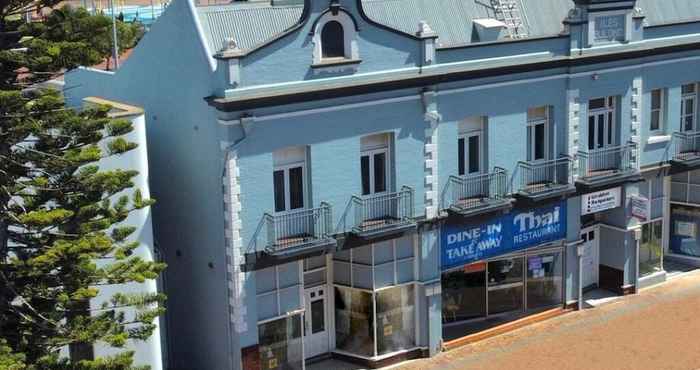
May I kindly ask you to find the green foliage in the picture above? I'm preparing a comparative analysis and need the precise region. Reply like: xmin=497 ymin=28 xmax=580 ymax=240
xmin=0 ymin=339 xmax=27 ymax=370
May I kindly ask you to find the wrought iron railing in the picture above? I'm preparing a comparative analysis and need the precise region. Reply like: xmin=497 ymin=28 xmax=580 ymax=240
xmin=577 ymin=142 xmax=636 ymax=179
xmin=264 ymin=203 xmax=333 ymax=253
xmin=444 ymin=168 xmax=508 ymax=211
xmin=351 ymin=186 xmax=414 ymax=234
xmin=673 ymin=131 xmax=700 ymax=161
xmin=518 ymin=156 xmax=573 ymax=194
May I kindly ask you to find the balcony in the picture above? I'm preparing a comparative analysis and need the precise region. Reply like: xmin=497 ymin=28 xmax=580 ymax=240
xmin=263 ymin=203 xmax=337 ymax=258
xmin=671 ymin=131 xmax=700 ymax=170
xmin=516 ymin=156 xmax=576 ymax=202
xmin=576 ymin=143 xmax=641 ymax=190
xmin=350 ymin=186 xmax=416 ymax=239
xmin=443 ymin=168 xmax=512 ymax=217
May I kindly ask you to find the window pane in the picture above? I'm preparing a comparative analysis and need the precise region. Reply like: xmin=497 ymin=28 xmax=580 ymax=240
xmin=442 ymin=263 xmax=486 ymax=323
xmin=686 ymin=100 xmax=695 ymax=115
xmin=589 ymin=98 xmax=606 ymax=110
xmin=376 ymin=285 xmax=416 ymax=356
xmin=527 ymin=106 xmax=547 ymax=121
xmin=685 ymin=116 xmax=694 ymax=132
xmin=274 ymin=170 xmax=286 ymax=212
xmin=651 ymin=90 xmax=662 ymax=110
xmin=258 ymin=315 xmax=303 ymax=370
xmin=534 ymin=123 xmax=545 ymax=160
xmin=527 ymin=252 xmax=563 ymax=310
xmin=650 ymin=111 xmax=660 ymax=131
xmin=588 ymin=115 xmax=595 ymax=150
xmin=682 ymin=84 xmax=696 ymax=95
xmin=311 ymin=299 xmax=325 ymax=334
xmin=289 ymin=167 xmax=304 ymax=210
xmin=597 ymin=115 xmax=605 ymax=148
xmin=334 ymin=287 xmax=374 ymax=357
xmin=374 ymin=152 xmax=387 ymax=193
xmin=458 ymin=138 xmax=465 ymax=176
xmin=487 ymin=257 xmax=524 ymax=315
xmin=607 ymin=112 xmax=613 ymax=145
xmin=321 ymin=21 xmax=345 ymax=58
xmin=468 ymin=135 xmax=480 ymax=173
xmin=361 ymin=155 xmax=370 ymax=195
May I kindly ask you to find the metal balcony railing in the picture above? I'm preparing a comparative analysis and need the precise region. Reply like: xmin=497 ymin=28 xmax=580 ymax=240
xmin=444 ymin=168 xmax=508 ymax=212
xmin=673 ymin=131 xmax=700 ymax=162
xmin=352 ymin=186 xmax=414 ymax=234
xmin=577 ymin=143 xmax=637 ymax=179
xmin=518 ymin=156 xmax=573 ymax=194
xmin=264 ymin=203 xmax=333 ymax=254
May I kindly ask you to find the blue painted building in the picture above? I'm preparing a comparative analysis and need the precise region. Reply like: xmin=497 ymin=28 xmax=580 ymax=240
xmin=64 ymin=0 xmax=700 ymax=368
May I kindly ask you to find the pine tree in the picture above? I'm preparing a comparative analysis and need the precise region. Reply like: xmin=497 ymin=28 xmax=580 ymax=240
xmin=1 ymin=2 xmax=164 ymax=369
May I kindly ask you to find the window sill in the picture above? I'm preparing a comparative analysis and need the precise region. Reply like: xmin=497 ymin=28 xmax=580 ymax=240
xmin=311 ymin=58 xmax=362 ymax=69
xmin=647 ymin=135 xmax=671 ymax=145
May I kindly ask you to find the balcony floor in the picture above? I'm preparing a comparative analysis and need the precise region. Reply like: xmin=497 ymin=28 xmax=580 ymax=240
xmin=672 ymin=151 xmax=700 ymax=171
xmin=353 ymin=217 xmax=417 ymax=239
xmin=265 ymin=235 xmax=337 ymax=259
xmin=516 ymin=182 xmax=576 ymax=202
xmin=448 ymin=196 xmax=513 ymax=217
xmin=576 ymin=168 xmax=642 ymax=191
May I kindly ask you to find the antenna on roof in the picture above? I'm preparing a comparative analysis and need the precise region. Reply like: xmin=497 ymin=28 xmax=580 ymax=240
xmin=490 ymin=0 xmax=529 ymax=39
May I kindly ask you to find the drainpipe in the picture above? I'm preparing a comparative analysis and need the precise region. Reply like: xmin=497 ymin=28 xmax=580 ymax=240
xmin=577 ymin=241 xmax=585 ymax=310
xmin=634 ymin=228 xmax=642 ymax=293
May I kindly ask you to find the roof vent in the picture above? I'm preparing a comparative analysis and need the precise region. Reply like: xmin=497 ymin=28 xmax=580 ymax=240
xmin=472 ymin=18 xmax=506 ymax=42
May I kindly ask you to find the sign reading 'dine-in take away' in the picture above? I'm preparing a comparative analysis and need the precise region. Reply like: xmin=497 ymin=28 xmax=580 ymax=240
xmin=581 ymin=187 xmax=621 ymax=215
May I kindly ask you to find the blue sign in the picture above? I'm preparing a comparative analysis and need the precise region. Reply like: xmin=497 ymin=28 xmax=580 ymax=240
xmin=441 ymin=201 xmax=567 ymax=271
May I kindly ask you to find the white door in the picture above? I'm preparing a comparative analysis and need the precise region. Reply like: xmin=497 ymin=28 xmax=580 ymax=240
xmin=581 ymin=227 xmax=600 ymax=289
xmin=581 ymin=226 xmax=600 ymax=290
xmin=303 ymin=286 xmax=329 ymax=359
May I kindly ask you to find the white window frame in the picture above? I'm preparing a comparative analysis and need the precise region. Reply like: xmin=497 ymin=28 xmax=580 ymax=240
xmin=273 ymin=162 xmax=307 ymax=214
xmin=649 ymin=88 xmax=665 ymax=134
xmin=361 ymin=147 xmax=390 ymax=196
xmin=458 ymin=130 xmax=483 ymax=176
xmin=587 ymin=96 xmax=617 ymax=150
xmin=527 ymin=107 xmax=550 ymax=162
xmin=312 ymin=11 xmax=359 ymax=65
xmin=681 ymin=83 xmax=698 ymax=133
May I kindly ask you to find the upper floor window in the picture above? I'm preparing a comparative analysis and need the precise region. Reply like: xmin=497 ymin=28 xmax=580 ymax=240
xmin=458 ymin=117 xmax=484 ymax=176
xmin=527 ymin=107 xmax=550 ymax=162
xmin=361 ymin=133 xmax=390 ymax=196
xmin=650 ymin=89 xmax=665 ymax=133
xmin=588 ymin=97 xmax=616 ymax=150
xmin=681 ymin=83 xmax=698 ymax=132
xmin=321 ymin=21 xmax=345 ymax=59
xmin=273 ymin=147 xmax=307 ymax=213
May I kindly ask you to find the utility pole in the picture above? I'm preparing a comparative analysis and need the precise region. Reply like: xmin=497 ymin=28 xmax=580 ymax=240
xmin=109 ymin=0 xmax=119 ymax=70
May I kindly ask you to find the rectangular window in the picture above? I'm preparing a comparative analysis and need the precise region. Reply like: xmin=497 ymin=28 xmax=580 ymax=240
xmin=272 ymin=165 xmax=305 ymax=212
xmin=376 ymin=285 xmax=416 ymax=356
xmin=527 ymin=106 xmax=550 ymax=161
xmin=681 ymin=83 xmax=697 ymax=132
xmin=258 ymin=315 xmax=303 ymax=370
xmin=458 ymin=133 xmax=481 ymax=175
xmin=334 ymin=287 xmax=374 ymax=357
xmin=360 ymin=134 xmax=390 ymax=196
xmin=650 ymin=89 xmax=664 ymax=132
xmin=587 ymin=97 xmax=616 ymax=149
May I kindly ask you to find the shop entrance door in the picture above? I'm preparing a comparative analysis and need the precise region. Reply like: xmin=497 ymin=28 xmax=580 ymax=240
xmin=303 ymin=286 xmax=329 ymax=359
xmin=580 ymin=226 xmax=600 ymax=290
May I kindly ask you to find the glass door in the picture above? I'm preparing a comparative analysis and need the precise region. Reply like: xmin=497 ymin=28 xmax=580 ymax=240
xmin=681 ymin=86 xmax=697 ymax=132
xmin=303 ymin=286 xmax=329 ymax=359
xmin=487 ymin=258 xmax=524 ymax=315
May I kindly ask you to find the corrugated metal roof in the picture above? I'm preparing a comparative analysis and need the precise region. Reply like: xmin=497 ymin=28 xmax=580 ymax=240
xmin=195 ymin=0 xmax=700 ymax=55
xmin=197 ymin=4 xmax=303 ymax=54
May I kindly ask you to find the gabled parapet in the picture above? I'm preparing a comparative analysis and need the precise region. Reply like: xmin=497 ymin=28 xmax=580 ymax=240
xmin=564 ymin=0 xmax=645 ymax=51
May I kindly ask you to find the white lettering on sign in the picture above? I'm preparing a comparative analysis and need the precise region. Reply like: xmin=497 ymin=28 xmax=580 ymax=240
xmin=582 ymin=187 xmax=621 ymax=215
xmin=513 ymin=207 xmax=560 ymax=233
xmin=595 ymin=14 xmax=626 ymax=42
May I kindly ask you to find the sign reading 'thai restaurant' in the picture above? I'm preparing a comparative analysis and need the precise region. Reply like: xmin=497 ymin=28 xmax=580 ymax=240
xmin=441 ymin=201 xmax=567 ymax=270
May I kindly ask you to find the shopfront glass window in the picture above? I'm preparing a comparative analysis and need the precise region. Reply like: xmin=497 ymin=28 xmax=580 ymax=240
xmin=334 ymin=287 xmax=374 ymax=357
xmin=441 ymin=263 xmax=487 ymax=323
xmin=639 ymin=220 xmax=663 ymax=276
xmin=376 ymin=285 xmax=416 ymax=355
xmin=526 ymin=252 xmax=563 ymax=310
xmin=258 ymin=315 xmax=303 ymax=370
xmin=671 ymin=206 xmax=700 ymax=257
xmin=487 ymin=258 xmax=524 ymax=315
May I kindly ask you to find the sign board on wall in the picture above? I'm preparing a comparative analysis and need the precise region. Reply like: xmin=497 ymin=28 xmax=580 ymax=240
xmin=594 ymin=14 xmax=626 ymax=43
xmin=441 ymin=201 xmax=567 ymax=271
xmin=675 ymin=221 xmax=697 ymax=238
xmin=630 ymin=195 xmax=650 ymax=221
xmin=582 ymin=187 xmax=622 ymax=215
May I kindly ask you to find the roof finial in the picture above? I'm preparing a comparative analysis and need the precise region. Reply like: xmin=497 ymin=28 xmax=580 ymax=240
xmin=222 ymin=37 xmax=240 ymax=53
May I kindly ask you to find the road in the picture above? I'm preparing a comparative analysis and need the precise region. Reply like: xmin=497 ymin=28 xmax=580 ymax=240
xmin=397 ymin=270 xmax=700 ymax=370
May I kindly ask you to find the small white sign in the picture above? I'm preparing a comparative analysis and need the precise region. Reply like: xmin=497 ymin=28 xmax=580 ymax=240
xmin=676 ymin=221 xmax=697 ymax=238
xmin=582 ymin=187 xmax=622 ymax=215
xmin=630 ymin=195 xmax=650 ymax=221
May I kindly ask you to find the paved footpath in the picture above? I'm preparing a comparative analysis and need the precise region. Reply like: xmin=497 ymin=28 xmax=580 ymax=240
xmin=396 ymin=270 xmax=700 ymax=370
